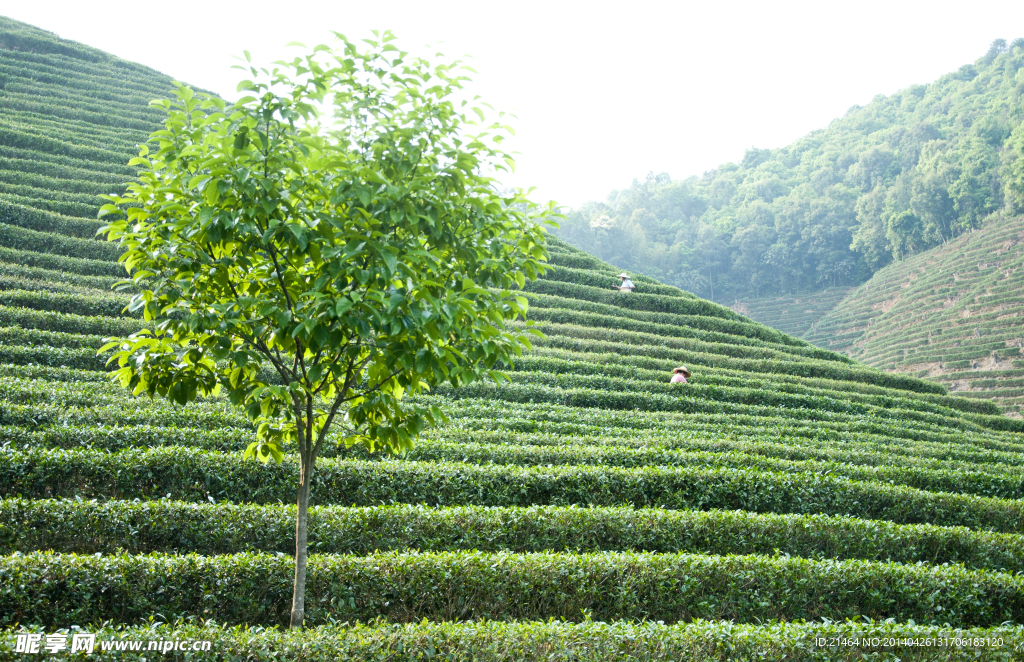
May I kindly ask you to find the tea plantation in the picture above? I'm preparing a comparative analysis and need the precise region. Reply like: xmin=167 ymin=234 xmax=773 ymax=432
xmin=806 ymin=214 xmax=1024 ymax=418
xmin=730 ymin=287 xmax=854 ymax=337
xmin=1 ymin=16 xmax=1023 ymax=661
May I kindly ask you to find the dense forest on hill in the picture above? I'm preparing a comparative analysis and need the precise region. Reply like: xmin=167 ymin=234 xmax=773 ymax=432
xmin=554 ymin=38 xmax=1024 ymax=302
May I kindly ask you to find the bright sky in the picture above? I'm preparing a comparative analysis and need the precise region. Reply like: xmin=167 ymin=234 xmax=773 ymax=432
xmin=4 ymin=0 xmax=1024 ymax=208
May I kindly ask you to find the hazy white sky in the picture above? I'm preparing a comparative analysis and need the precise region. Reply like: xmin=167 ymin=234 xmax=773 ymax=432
xmin=4 ymin=1 xmax=1024 ymax=207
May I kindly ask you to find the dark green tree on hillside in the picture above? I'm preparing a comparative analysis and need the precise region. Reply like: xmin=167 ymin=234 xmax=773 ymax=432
xmin=99 ymin=33 xmax=554 ymax=628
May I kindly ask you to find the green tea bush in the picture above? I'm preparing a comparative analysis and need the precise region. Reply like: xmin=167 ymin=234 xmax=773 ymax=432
xmin=349 ymin=438 xmax=1024 ymax=499
xmin=525 ymin=291 xmax=804 ymax=346
xmin=0 ymin=113 xmax=130 ymax=154
xmin=2 ymin=620 xmax=1019 ymax=661
xmin=0 ymin=344 xmax=107 ymax=371
xmin=0 ymin=154 xmax=128 ymax=185
xmin=0 ymin=289 xmax=131 ymax=317
xmin=525 ymin=280 xmax=742 ymax=319
xmin=0 ymin=190 xmax=97 ymax=219
xmin=1 ymin=550 xmax=1020 ymax=628
xmin=4 ymin=448 xmax=1022 ymax=532
xmin=0 ymin=263 xmax=121 ymax=291
xmin=539 ymin=265 xmax=687 ymax=298
xmin=0 ymin=306 xmax=142 ymax=335
xmin=435 ymin=381 xmax=1010 ymax=434
xmin=4 ymin=500 xmax=1023 ymax=571
xmin=0 ymin=223 xmax=120 ymax=261
xmin=0 ymin=246 xmax=124 ymax=277
xmin=526 ymin=339 xmax=945 ymax=395
xmin=0 ymin=199 xmax=104 ymax=238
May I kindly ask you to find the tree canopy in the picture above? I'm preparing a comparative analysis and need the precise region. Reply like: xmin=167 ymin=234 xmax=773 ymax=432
xmin=99 ymin=32 xmax=553 ymax=627
xmin=555 ymin=38 xmax=1024 ymax=301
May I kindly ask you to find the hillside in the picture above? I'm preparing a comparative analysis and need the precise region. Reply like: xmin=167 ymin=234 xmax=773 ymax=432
xmin=806 ymin=214 xmax=1024 ymax=417
xmin=554 ymin=39 xmax=1024 ymax=303
xmin=1 ymin=16 xmax=1024 ymax=658
xmin=729 ymin=287 xmax=853 ymax=337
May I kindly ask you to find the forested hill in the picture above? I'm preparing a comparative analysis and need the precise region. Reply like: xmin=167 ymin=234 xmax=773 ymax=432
xmin=554 ymin=38 xmax=1024 ymax=302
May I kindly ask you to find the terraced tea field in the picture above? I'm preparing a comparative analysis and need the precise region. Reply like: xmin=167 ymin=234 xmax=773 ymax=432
xmin=806 ymin=215 xmax=1024 ymax=418
xmin=730 ymin=287 xmax=854 ymax=337
xmin=1 ymin=16 xmax=1023 ymax=660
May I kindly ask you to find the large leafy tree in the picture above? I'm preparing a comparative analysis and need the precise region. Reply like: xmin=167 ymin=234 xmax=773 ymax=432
xmin=99 ymin=33 xmax=554 ymax=628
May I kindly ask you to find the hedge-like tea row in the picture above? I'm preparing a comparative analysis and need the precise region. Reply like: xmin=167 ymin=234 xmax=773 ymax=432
xmin=349 ymin=439 xmax=1024 ymax=499
xmin=6 ymin=378 xmax=1018 ymax=460
xmin=0 ymin=223 xmax=121 ymax=261
xmin=0 ymin=168 xmax=113 ymax=196
xmin=0 ymin=305 xmax=142 ymax=335
xmin=1 ymin=84 xmax=160 ymax=128
xmin=0 ymin=289 xmax=131 ymax=317
xmin=529 ymin=288 xmax=807 ymax=342
xmin=0 ymin=377 xmax=126 ymax=408
xmin=5 ymin=500 xmax=1023 ymax=572
xmin=0 ymin=62 xmax=166 ymax=102
xmin=1 ymin=424 xmax=263 ymax=454
xmin=0 ymin=153 xmax=128 ymax=185
xmin=8 ymin=408 xmax=1023 ymax=473
xmin=501 ymin=369 xmax=975 ymax=424
xmin=527 ymin=369 xmax=1012 ymax=433
xmin=0 ymin=143 xmax=137 ymax=178
xmin=0 ymin=262 xmax=121 ymax=292
xmin=0 ymin=92 xmax=161 ymax=133
xmin=0 ymin=401 xmax=247 ymax=431
xmin=2 ymin=550 xmax=1021 ymax=627
xmin=4 ymin=448 xmax=1022 ymax=532
xmin=0 ymin=365 xmax=109 ymax=386
xmin=0 ymin=275 xmax=109 ymax=298
xmin=0 ymin=246 xmax=124 ymax=277
xmin=9 ymin=373 xmax=983 ymax=440
xmin=434 ymin=380 xmax=1013 ymax=435
xmin=528 ymin=340 xmax=947 ymax=396
xmin=444 ymin=390 xmax=1016 ymax=447
xmin=506 ymin=354 xmax=999 ymax=416
xmin=1 ymin=110 xmax=139 ymax=146
xmin=0 ymin=121 xmax=137 ymax=164
xmin=525 ymin=321 xmax=843 ymax=364
xmin=425 ymin=396 xmax=1024 ymax=457
xmin=426 ymin=427 xmax=1024 ymax=475
xmin=0 ymin=345 xmax=107 ymax=372
xmin=5 ymin=620 xmax=1021 ymax=662
xmin=5 ymin=403 xmax=1018 ymax=497
xmin=524 ymin=279 xmax=742 ymax=320
xmin=526 ymin=305 xmax=789 ymax=349
xmin=0 ymin=377 xmax=869 ymax=433
xmin=0 ymin=189 xmax=97 ymax=219
xmin=0 ymin=199 xmax=104 ymax=239
xmin=520 ymin=310 xmax=848 ymax=364
xmin=0 ymin=327 xmax=105 ymax=351
xmin=0 ymin=47 xmax=170 ymax=93
xmin=0 ymin=355 xmax=992 ymax=435
xmin=0 ymin=111 xmax=150 ymax=151
xmin=539 ymin=265 xmax=687 ymax=298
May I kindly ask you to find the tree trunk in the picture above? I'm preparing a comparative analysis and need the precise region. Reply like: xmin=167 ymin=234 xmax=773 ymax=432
xmin=290 ymin=456 xmax=312 ymax=628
